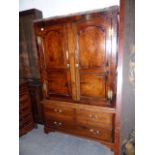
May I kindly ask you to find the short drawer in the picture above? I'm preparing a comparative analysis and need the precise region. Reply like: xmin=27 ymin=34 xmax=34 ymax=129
xmin=45 ymin=117 xmax=75 ymax=131
xmin=44 ymin=104 xmax=74 ymax=121
xmin=76 ymin=124 xmax=113 ymax=142
xmin=76 ymin=109 xmax=114 ymax=129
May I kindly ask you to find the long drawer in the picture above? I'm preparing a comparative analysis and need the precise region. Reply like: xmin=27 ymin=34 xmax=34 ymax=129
xmin=44 ymin=115 xmax=113 ymax=142
xmin=76 ymin=108 xmax=114 ymax=129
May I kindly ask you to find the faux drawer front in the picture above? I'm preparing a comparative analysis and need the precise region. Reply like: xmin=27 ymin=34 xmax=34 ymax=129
xmin=44 ymin=104 xmax=74 ymax=121
xmin=76 ymin=109 xmax=114 ymax=128
xmin=77 ymin=124 xmax=113 ymax=142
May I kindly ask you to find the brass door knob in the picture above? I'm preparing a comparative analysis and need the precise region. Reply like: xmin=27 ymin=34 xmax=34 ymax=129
xmin=66 ymin=64 xmax=70 ymax=68
xmin=76 ymin=64 xmax=79 ymax=68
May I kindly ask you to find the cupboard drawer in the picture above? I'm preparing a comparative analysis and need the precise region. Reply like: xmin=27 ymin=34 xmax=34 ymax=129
xmin=44 ymin=104 xmax=74 ymax=121
xmin=76 ymin=124 xmax=113 ymax=142
xmin=44 ymin=109 xmax=74 ymax=122
xmin=45 ymin=117 xmax=75 ymax=131
xmin=76 ymin=109 xmax=114 ymax=128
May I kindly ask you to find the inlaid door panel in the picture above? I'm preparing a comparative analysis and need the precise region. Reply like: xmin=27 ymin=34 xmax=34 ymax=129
xmin=41 ymin=25 xmax=71 ymax=97
xmin=47 ymin=71 xmax=69 ymax=95
xmin=44 ymin=30 xmax=65 ymax=68
xmin=80 ymin=74 xmax=106 ymax=97
xmin=78 ymin=26 xmax=106 ymax=68
xmin=74 ymin=16 xmax=112 ymax=100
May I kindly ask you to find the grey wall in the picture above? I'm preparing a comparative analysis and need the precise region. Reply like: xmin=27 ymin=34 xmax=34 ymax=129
xmin=120 ymin=0 xmax=135 ymax=153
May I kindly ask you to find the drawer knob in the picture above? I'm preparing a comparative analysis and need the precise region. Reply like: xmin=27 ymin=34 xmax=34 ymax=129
xmin=89 ymin=128 xmax=94 ymax=132
xmin=58 ymin=122 xmax=62 ymax=126
xmin=54 ymin=108 xmax=62 ymax=113
xmin=54 ymin=109 xmax=58 ymax=112
xmin=58 ymin=109 xmax=62 ymax=113
xmin=53 ymin=121 xmax=62 ymax=126
xmin=89 ymin=129 xmax=100 ymax=135
xmin=96 ymin=130 xmax=100 ymax=135
xmin=53 ymin=121 xmax=57 ymax=125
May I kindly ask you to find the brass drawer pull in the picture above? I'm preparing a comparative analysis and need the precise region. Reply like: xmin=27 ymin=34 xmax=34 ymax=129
xmin=54 ymin=109 xmax=58 ymax=112
xmin=58 ymin=109 xmax=62 ymax=113
xmin=53 ymin=121 xmax=57 ymax=125
xmin=89 ymin=114 xmax=98 ymax=119
xmin=58 ymin=122 xmax=62 ymax=126
xmin=54 ymin=108 xmax=62 ymax=113
xmin=53 ymin=121 xmax=62 ymax=126
xmin=89 ymin=128 xmax=94 ymax=132
xmin=89 ymin=128 xmax=100 ymax=135
xmin=96 ymin=130 xmax=100 ymax=135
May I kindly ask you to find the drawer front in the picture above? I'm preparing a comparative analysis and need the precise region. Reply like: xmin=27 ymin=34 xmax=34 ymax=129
xmin=45 ymin=117 xmax=75 ymax=131
xmin=76 ymin=124 xmax=113 ymax=142
xmin=76 ymin=109 xmax=114 ymax=128
xmin=44 ymin=104 xmax=74 ymax=121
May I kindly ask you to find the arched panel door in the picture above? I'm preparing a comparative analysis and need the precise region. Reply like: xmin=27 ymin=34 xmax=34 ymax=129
xmin=78 ymin=26 xmax=107 ymax=98
xmin=41 ymin=25 xmax=72 ymax=98
xmin=74 ymin=16 xmax=115 ymax=104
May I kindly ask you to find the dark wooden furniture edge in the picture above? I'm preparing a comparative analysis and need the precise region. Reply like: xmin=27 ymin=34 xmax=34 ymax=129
xmin=33 ymin=5 xmax=119 ymax=27
xmin=19 ymin=8 xmax=42 ymax=16
xmin=20 ymin=80 xmax=35 ymax=136
xmin=114 ymin=0 xmax=124 ymax=155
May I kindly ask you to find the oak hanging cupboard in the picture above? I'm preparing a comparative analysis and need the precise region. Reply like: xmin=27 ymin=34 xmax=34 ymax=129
xmin=34 ymin=6 xmax=119 ymax=151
